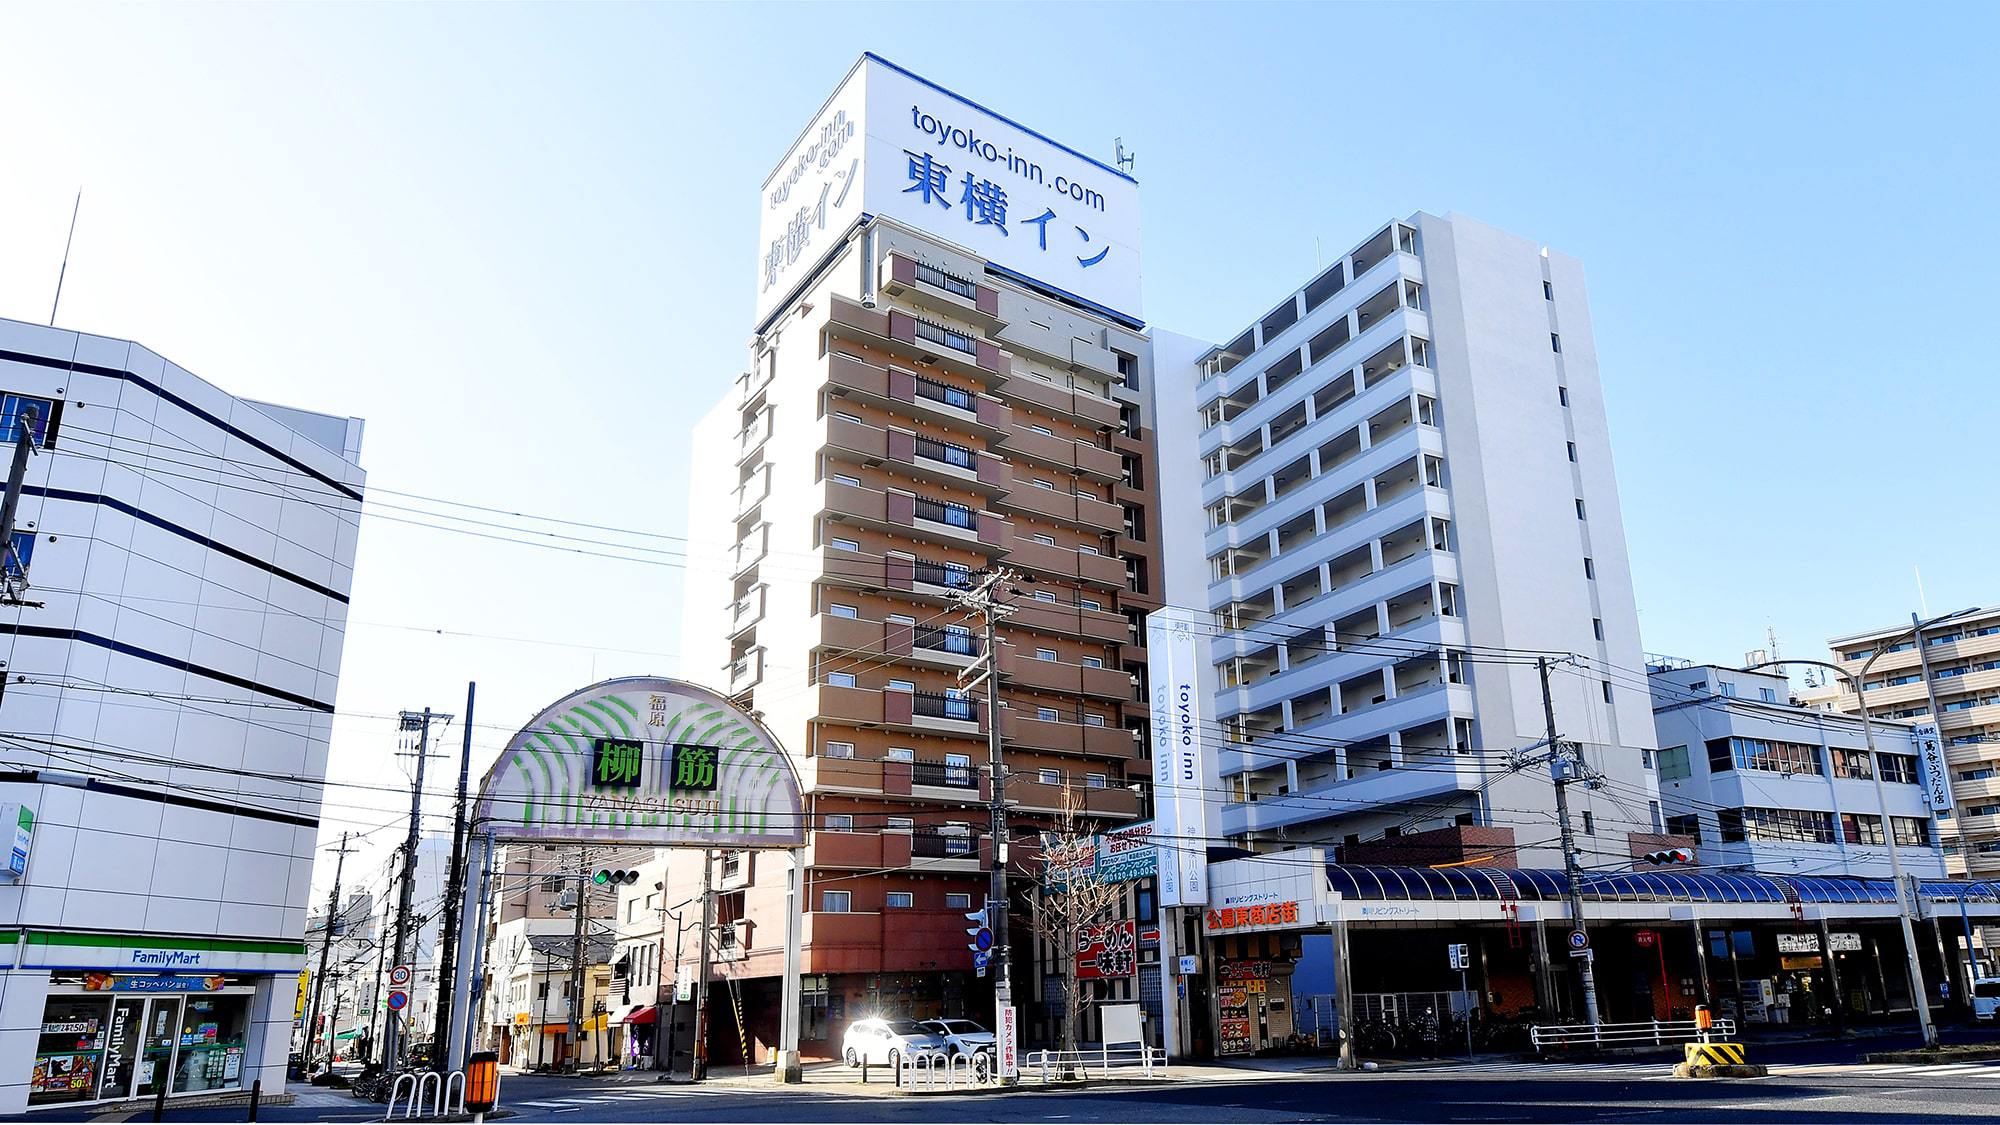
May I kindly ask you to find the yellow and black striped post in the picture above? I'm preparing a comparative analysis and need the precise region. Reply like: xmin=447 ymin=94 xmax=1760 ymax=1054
xmin=1685 ymin=1042 xmax=1747 ymax=1067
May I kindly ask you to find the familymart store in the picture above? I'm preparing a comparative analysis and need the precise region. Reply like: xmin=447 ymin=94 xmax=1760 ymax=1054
xmin=3 ymin=931 xmax=301 ymax=1111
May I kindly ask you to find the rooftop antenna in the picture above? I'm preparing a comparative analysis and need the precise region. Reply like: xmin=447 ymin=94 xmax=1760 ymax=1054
xmin=48 ymin=189 xmax=81 ymax=327
xmin=1114 ymin=137 xmax=1135 ymax=175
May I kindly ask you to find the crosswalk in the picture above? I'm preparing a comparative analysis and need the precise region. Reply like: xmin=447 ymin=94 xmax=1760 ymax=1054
xmin=1392 ymin=1058 xmax=2000 ymax=1082
xmin=512 ymin=1085 xmax=753 ymax=1112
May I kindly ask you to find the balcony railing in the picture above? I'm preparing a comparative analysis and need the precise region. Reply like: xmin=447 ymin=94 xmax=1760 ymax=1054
xmin=915 ymin=263 xmax=978 ymax=299
xmin=914 ymin=435 xmax=977 ymax=470
xmin=911 ymin=830 xmax=979 ymax=857
xmin=912 ymin=557 xmax=975 ymax=590
xmin=914 ymin=625 xmax=979 ymax=656
xmin=914 ymin=319 xmax=976 ymax=356
xmin=912 ymin=690 xmax=978 ymax=722
xmin=912 ymin=374 xmax=976 ymax=412
xmin=913 ymin=497 xmax=977 ymax=530
xmin=911 ymin=760 xmax=978 ymax=788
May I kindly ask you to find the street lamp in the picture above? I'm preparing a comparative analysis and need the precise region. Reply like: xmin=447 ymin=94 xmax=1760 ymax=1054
xmin=1745 ymin=605 xmax=1980 ymax=1049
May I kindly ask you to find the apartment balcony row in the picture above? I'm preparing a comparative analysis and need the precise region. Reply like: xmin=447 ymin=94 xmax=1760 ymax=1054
xmin=1005 ymin=532 xmax=1126 ymax=589
xmin=1211 ymin=542 xmax=1462 ymax=664
xmin=999 ymin=479 xmax=1123 ymax=536
xmin=727 ymin=583 xmax=766 ymax=640
xmin=997 ymin=645 xmax=1135 ymax=701
xmin=1213 ymin=484 xmax=1452 ymax=602
xmin=735 ymin=361 xmax=774 ymax=412
xmin=1218 ymin=753 xmax=1487 ymax=837
xmin=736 ymin=405 xmax=774 ymax=465
xmin=823 ymin=414 xmax=1011 ymax=497
xmin=807 ymin=825 xmax=988 ymax=873
xmin=999 ymin=370 xmax=1122 ymax=431
xmin=1220 ymin=681 xmax=1478 ymax=773
xmin=824 ymin=479 xmax=1012 ymax=555
xmin=1203 ymin=424 xmax=1446 ymax=557
xmin=826 ymin=296 xmax=1006 ymax=388
xmin=816 ymin=612 xmax=982 ymax=672
xmin=879 ymin=252 xmax=1005 ymax=330
xmin=1947 ymin=739 xmax=2000 ymax=769
xmin=1836 ymin=624 xmax=2000 ymax=674
xmin=800 ymin=754 xmax=989 ymax=803
xmin=805 ymin=685 xmax=1140 ymax=764
xmin=1199 ymin=363 xmax=1437 ymax=515
xmin=734 ymin=461 xmax=772 ymax=521
xmin=1952 ymin=774 xmax=2000 ymax=802
xmin=996 ymin=420 xmax=1124 ymax=482
xmin=999 ymin=707 xmax=1142 ymax=761
xmin=1223 ymin=616 xmax=1468 ymax=719
xmin=727 ymin=647 xmax=765 ymax=695
xmin=1199 ymin=309 xmax=1429 ymax=463
xmin=813 ymin=683 xmax=985 ymax=738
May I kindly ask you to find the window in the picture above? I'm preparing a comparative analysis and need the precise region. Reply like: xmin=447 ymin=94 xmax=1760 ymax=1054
xmin=829 ymin=603 xmax=859 ymax=619
xmin=1759 ymin=687 xmax=1777 ymax=703
xmin=1032 ymin=533 xmax=1057 ymax=546
xmin=1720 ymin=681 xmax=1738 ymax=697
xmin=1601 ymin=681 xmax=1614 ymax=704
xmin=5 ymin=532 xmax=33 ymax=579
xmin=1543 ymin=281 xmax=1554 ymax=300
xmin=1082 ymin=656 xmax=1104 ymax=669
xmin=1657 ymin=745 xmax=1691 ymax=781
xmin=824 ymin=741 xmax=855 ymax=759
xmin=1558 ymin=386 xmax=1570 ymax=407
xmin=1037 ymin=707 xmax=1059 ymax=721
xmin=1084 ymin=713 xmax=1106 ymax=727
xmin=1550 ymin=333 xmax=1562 ymax=353
xmin=1831 ymin=747 xmax=1872 ymax=779
xmin=0 ymin=394 xmax=58 ymax=447
xmin=913 ymin=497 xmax=975 ymax=529
xmin=824 ymin=814 xmax=854 ymax=832
xmin=1036 ymin=648 xmax=1058 ymax=662
xmin=1892 ymin=816 xmax=1931 ymax=847
xmin=1037 ymin=768 xmax=1061 ymax=784
xmin=1575 ymin=498 xmax=1587 ymax=519
xmin=831 ymin=537 xmax=861 ymax=553
xmin=1087 ymin=773 xmax=1108 ymax=789
xmin=885 ymin=891 xmax=914 ymax=909
xmin=886 ymin=817 xmax=914 ymax=831
xmin=1033 ymin=479 xmax=1057 ymax=490
xmin=1033 ymin=590 xmax=1057 ymax=603
xmin=914 ymin=262 xmax=976 ymax=298
xmin=1666 ymin=813 xmax=1701 ymax=842
xmin=836 ymin=410 xmax=864 ymax=423
xmin=1567 ymin=441 xmax=1578 ymax=463
xmin=1878 ymin=753 xmax=1918 ymax=785
xmin=826 ymin=671 xmax=857 ymax=688
xmin=1641 ymin=749 xmax=1655 ymax=769
xmin=1649 ymin=800 xmax=1662 ymax=833
xmin=888 ymin=679 xmax=914 ymax=693
xmin=1583 ymin=557 xmax=1596 ymax=579
xmin=1582 ymin=811 xmax=1595 ymax=835
xmin=1710 ymin=738 xmax=1822 ymax=776
xmin=1029 ymin=423 xmax=1054 ymax=436
xmin=1737 ymin=807 xmax=1836 ymax=843
xmin=1592 ymin=618 xmax=1604 ymax=641
xmin=945 ymin=892 xmax=972 ymax=909
xmin=1080 ymin=598 xmax=1102 ymax=612
xmin=886 ymin=747 xmax=914 ymax=763
xmin=820 ymin=891 xmax=852 ymax=912
xmin=832 ymin=473 xmax=862 ymax=487
xmin=1841 ymin=813 xmax=1885 ymax=845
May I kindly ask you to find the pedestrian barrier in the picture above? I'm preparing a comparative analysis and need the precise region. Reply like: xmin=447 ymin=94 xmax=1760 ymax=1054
xmin=1529 ymin=1018 xmax=1736 ymax=1052
xmin=1684 ymin=1041 xmax=1747 ymax=1067
xmin=893 ymin=1051 xmax=941 ymax=1091
xmin=1023 ymin=1045 xmax=1162 ymax=1082
xmin=385 ymin=1070 xmax=466 ymax=1120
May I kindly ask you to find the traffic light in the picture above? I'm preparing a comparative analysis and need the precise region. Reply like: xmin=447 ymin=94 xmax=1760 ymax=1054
xmin=965 ymin=904 xmax=992 ymax=977
xmin=1643 ymin=848 xmax=1695 ymax=866
xmin=593 ymin=869 xmax=641 ymax=886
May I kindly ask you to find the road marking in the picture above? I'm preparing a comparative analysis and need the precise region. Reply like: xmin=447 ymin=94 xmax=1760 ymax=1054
xmin=516 ymin=1101 xmax=569 ymax=1108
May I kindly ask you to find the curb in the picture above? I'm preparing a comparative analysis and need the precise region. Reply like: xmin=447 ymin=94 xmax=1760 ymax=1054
xmin=1672 ymin=1063 xmax=1768 ymax=1079
xmin=1860 ymin=1048 xmax=2000 ymax=1065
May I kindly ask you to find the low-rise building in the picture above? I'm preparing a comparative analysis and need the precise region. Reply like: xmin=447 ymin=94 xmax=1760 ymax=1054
xmin=1647 ymin=661 xmax=1945 ymax=880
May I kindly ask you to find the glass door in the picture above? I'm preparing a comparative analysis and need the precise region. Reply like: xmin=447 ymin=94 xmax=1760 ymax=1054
xmin=97 ymin=999 xmax=144 ymax=1101
xmin=134 ymin=998 xmax=183 ymax=1100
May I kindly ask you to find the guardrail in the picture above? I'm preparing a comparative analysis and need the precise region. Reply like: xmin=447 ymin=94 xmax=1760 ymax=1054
xmin=386 ymin=1070 xmax=465 ymax=1120
xmin=890 ymin=1050 xmax=992 ymax=1090
xmin=1530 ymin=1018 xmax=1736 ymax=1053
xmin=1023 ymin=1045 xmax=1162 ymax=1082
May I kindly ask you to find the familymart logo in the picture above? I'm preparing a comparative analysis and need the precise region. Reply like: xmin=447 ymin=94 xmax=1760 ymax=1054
xmin=129 ymin=950 xmax=203 ymax=968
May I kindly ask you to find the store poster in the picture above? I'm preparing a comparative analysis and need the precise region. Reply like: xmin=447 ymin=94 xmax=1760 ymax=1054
xmin=32 ymin=1054 xmax=97 ymax=1096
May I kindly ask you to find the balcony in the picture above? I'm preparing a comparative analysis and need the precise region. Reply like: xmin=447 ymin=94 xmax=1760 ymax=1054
xmin=1006 ymin=776 xmax=1142 ymax=819
xmin=818 ymin=613 xmax=981 ymax=672
xmin=996 ymin=423 xmax=1124 ymax=483
xmin=736 ymin=407 xmax=773 ymax=464
xmin=823 ymin=480 xmax=1012 ymax=556
xmin=1006 ymin=535 xmax=1126 ymax=590
xmin=889 ymin=689 xmax=983 ymax=735
xmin=1007 ymin=597 xmax=1129 ymax=645
xmin=728 ymin=585 xmax=766 ymax=638
xmin=799 ymin=754 xmax=886 ymax=795
xmin=826 ymin=296 xmax=1004 ymax=387
xmin=728 ymin=648 xmax=764 ymax=695
xmin=823 ymin=415 xmax=1010 ymax=496
xmin=1000 ymin=483 xmax=1123 ymax=535
xmin=1000 ymin=647 xmax=1133 ymax=701
xmin=731 ymin=524 xmax=770 ymax=579
xmin=1002 ymin=372 xmax=1120 ymax=430
xmin=999 ymin=709 xmax=1141 ymax=760
xmin=880 ymin=253 xmax=1004 ymax=330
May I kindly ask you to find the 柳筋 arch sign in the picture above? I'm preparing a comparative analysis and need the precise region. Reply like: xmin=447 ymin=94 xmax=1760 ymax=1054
xmin=474 ymin=676 xmax=805 ymax=848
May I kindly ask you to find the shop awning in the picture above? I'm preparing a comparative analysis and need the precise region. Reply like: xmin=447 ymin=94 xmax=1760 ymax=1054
xmin=623 ymin=1006 xmax=656 ymax=1026
xmin=334 ymin=1027 xmax=367 ymax=1040
xmin=1321 ymin=864 xmax=2000 ymax=910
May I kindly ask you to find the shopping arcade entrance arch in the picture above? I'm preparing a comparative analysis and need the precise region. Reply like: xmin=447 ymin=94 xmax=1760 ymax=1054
xmin=443 ymin=677 xmax=808 ymax=1081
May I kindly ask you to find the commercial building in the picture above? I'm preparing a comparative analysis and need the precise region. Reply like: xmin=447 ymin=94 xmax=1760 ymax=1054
xmin=0 ymin=317 xmax=364 ymax=1112
xmin=471 ymin=843 xmax=634 ymax=1067
xmin=677 ymin=54 xmax=1159 ymax=1061
xmin=1647 ymin=661 xmax=1945 ymax=880
xmin=1149 ymin=214 xmax=1667 ymax=868
xmin=1824 ymin=608 xmax=2000 ymax=880
xmin=301 ymin=890 xmax=378 ymax=1064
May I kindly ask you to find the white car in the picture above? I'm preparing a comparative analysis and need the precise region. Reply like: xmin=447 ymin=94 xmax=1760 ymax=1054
xmin=841 ymin=1017 xmax=945 ymax=1067
xmin=920 ymin=1018 xmax=995 ymax=1058
xmin=1974 ymin=978 xmax=2000 ymax=1021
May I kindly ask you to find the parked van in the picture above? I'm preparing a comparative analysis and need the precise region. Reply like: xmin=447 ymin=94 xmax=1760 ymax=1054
xmin=1973 ymin=978 xmax=2000 ymax=1022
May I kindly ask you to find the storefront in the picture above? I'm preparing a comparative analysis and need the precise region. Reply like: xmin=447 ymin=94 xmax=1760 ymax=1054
xmin=30 ymin=976 xmax=255 ymax=1108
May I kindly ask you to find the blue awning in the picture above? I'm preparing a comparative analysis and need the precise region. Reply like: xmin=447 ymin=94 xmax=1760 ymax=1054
xmin=1323 ymin=864 xmax=2000 ymax=907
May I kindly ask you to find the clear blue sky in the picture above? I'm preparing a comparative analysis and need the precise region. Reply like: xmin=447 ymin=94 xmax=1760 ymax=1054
xmin=3 ymin=3 xmax=1994 ymax=870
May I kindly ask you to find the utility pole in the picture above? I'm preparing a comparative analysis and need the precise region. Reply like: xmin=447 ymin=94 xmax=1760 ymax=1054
xmin=693 ymin=849 xmax=714 ymax=1081
xmin=384 ymin=707 xmax=448 ymax=1070
xmin=567 ymin=844 xmax=589 ymax=1072
xmin=954 ymin=567 xmax=1022 ymax=1076
xmin=1530 ymin=657 xmax=1602 ymax=1025
xmin=304 ymin=833 xmax=355 ymax=1073
xmin=433 ymin=681 xmax=477 ymax=1068
xmin=0 ymin=403 xmax=44 ymax=608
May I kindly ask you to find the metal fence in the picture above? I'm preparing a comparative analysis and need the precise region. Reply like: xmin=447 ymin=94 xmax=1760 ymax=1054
xmin=1530 ymin=1018 xmax=1737 ymax=1052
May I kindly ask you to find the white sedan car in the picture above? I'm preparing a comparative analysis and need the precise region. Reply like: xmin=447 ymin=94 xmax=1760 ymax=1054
xmin=841 ymin=1018 xmax=946 ymax=1067
xmin=919 ymin=1018 xmax=996 ymax=1058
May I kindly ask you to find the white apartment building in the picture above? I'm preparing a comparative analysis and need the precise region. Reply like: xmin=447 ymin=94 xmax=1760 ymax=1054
xmin=1151 ymin=214 xmax=1663 ymax=868
xmin=0 ymin=316 xmax=364 ymax=1112
xmin=1648 ymin=661 xmax=1945 ymax=879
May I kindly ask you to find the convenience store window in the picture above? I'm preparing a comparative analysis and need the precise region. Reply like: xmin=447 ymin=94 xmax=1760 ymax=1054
xmin=29 ymin=986 xmax=252 ymax=1106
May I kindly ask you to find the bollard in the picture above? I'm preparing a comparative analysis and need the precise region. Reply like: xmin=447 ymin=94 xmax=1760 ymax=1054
xmin=152 ymin=1078 xmax=168 ymax=1122
xmin=861 ymin=1057 xmax=870 ymax=1085
xmin=248 ymin=1079 xmax=261 ymax=1122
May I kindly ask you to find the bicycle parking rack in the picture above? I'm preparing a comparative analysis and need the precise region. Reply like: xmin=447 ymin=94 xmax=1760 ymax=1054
xmin=386 ymin=1070 xmax=465 ymax=1120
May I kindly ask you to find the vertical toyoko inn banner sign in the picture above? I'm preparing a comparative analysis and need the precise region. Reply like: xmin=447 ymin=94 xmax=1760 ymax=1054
xmin=755 ymin=52 xmax=1142 ymax=328
xmin=1147 ymin=607 xmax=1223 ymax=908
xmin=475 ymin=677 xmax=806 ymax=848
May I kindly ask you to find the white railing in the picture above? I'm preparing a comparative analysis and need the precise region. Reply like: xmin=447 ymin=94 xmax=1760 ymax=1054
xmin=1530 ymin=1018 xmax=1736 ymax=1052
xmin=1023 ymin=1045 xmax=1162 ymax=1082
xmin=386 ymin=1070 xmax=465 ymax=1120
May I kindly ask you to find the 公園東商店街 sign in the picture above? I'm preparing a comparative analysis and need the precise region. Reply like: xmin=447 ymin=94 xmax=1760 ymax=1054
xmin=1206 ymin=901 xmax=1301 ymax=932
xmin=1776 ymin=932 xmax=1861 ymax=954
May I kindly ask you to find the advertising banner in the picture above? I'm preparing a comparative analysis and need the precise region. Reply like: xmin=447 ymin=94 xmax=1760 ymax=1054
xmin=1147 ymin=609 xmax=1220 ymax=907
xmin=1911 ymin=723 xmax=1953 ymax=812
xmin=1074 ymin=920 xmax=1138 ymax=979
xmin=1094 ymin=820 xmax=1157 ymax=882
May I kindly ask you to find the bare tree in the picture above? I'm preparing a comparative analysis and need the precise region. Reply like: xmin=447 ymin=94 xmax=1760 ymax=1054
xmin=1023 ymin=785 xmax=1121 ymax=1070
